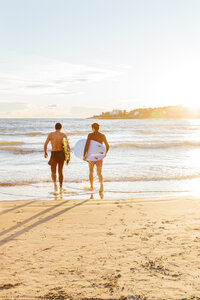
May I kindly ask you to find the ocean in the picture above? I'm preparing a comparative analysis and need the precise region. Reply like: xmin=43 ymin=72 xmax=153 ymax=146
xmin=1 ymin=118 xmax=200 ymax=201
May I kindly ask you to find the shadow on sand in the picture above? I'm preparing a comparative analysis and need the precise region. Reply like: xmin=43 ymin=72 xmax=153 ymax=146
xmin=0 ymin=199 xmax=89 ymax=247
xmin=0 ymin=201 xmax=35 ymax=216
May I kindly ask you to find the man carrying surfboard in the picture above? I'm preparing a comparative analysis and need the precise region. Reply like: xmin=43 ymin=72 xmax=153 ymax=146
xmin=83 ymin=123 xmax=109 ymax=192
xmin=44 ymin=122 xmax=70 ymax=193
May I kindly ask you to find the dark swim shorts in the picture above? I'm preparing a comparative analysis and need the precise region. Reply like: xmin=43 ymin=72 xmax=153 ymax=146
xmin=48 ymin=151 xmax=65 ymax=166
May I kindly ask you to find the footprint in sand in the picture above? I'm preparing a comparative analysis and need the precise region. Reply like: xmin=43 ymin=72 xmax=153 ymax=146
xmin=0 ymin=283 xmax=21 ymax=290
xmin=117 ymin=205 xmax=123 ymax=208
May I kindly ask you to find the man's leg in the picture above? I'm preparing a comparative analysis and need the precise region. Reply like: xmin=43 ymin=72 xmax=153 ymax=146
xmin=58 ymin=160 xmax=64 ymax=191
xmin=89 ymin=163 xmax=94 ymax=190
xmin=97 ymin=165 xmax=103 ymax=192
xmin=51 ymin=162 xmax=58 ymax=191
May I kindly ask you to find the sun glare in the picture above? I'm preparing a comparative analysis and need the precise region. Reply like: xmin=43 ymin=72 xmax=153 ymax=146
xmin=184 ymin=149 xmax=200 ymax=197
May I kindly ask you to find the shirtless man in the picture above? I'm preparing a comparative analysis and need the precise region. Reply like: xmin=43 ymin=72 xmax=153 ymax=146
xmin=83 ymin=123 xmax=109 ymax=193
xmin=44 ymin=123 xmax=70 ymax=193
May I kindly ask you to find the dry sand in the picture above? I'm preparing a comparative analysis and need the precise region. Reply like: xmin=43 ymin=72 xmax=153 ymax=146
xmin=0 ymin=195 xmax=200 ymax=299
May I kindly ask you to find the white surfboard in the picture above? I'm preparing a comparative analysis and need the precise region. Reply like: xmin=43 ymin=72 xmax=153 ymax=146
xmin=74 ymin=139 xmax=106 ymax=161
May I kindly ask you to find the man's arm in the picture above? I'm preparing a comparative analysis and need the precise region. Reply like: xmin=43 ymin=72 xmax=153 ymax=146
xmin=44 ymin=134 xmax=50 ymax=158
xmin=83 ymin=135 xmax=90 ymax=160
xmin=103 ymin=135 xmax=109 ymax=153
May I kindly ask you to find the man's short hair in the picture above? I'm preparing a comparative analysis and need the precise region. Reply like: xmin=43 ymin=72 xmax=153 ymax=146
xmin=91 ymin=123 xmax=100 ymax=131
xmin=55 ymin=123 xmax=62 ymax=130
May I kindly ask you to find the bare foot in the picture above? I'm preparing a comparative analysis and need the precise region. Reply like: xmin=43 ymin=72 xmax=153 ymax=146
xmin=99 ymin=184 xmax=104 ymax=193
xmin=99 ymin=191 xmax=104 ymax=199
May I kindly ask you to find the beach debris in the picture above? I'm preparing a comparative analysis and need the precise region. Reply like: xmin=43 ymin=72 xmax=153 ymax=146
xmin=181 ymin=297 xmax=200 ymax=300
xmin=101 ymin=273 xmax=121 ymax=294
xmin=0 ymin=283 xmax=21 ymax=290
xmin=142 ymin=257 xmax=181 ymax=278
xmin=120 ymin=296 xmax=147 ymax=300
xmin=40 ymin=287 xmax=72 ymax=299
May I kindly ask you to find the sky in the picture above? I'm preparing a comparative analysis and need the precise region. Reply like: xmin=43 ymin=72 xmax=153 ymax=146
xmin=0 ymin=0 xmax=200 ymax=118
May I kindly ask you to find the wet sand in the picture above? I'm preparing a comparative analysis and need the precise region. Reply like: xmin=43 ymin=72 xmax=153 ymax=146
xmin=0 ymin=196 xmax=200 ymax=299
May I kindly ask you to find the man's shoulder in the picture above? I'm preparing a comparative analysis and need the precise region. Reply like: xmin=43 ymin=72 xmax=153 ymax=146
xmin=50 ymin=131 xmax=65 ymax=135
xmin=48 ymin=132 xmax=54 ymax=137
xmin=99 ymin=132 xmax=105 ymax=138
xmin=87 ymin=132 xmax=93 ymax=138
xmin=60 ymin=132 xmax=66 ymax=136
xmin=48 ymin=131 xmax=63 ymax=138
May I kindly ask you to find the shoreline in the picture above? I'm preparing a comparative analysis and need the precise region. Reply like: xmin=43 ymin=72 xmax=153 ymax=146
xmin=0 ymin=196 xmax=200 ymax=299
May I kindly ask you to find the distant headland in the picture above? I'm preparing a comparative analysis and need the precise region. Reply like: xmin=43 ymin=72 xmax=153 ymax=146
xmin=90 ymin=105 xmax=200 ymax=119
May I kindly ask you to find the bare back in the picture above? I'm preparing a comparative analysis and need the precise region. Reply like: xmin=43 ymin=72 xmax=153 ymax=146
xmin=48 ymin=131 xmax=66 ymax=151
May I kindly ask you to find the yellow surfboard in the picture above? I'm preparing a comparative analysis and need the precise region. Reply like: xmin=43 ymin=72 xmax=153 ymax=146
xmin=63 ymin=138 xmax=70 ymax=165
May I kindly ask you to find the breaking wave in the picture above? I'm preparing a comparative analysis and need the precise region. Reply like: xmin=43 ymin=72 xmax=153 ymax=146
xmin=0 ymin=141 xmax=24 ymax=146
xmin=104 ymin=174 xmax=200 ymax=182
xmin=0 ymin=132 xmax=46 ymax=136
xmin=111 ymin=141 xmax=200 ymax=149
xmin=0 ymin=146 xmax=43 ymax=154
xmin=1 ymin=174 xmax=200 ymax=187
xmin=24 ymin=132 xmax=45 ymax=136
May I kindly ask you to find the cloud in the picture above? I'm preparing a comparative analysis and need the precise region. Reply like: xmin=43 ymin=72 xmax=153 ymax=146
xmin=0 ymin=57 xmax=121 ymax=97
xmin=0 ymin=102 xmax=27 ymax=112
xmin=43 ymin=91 xmax=81 ymax=96
xmin=47 ymin=104 xmax=57 ymax=108
xmin=68 ymin=106 xmax=105 ymax=118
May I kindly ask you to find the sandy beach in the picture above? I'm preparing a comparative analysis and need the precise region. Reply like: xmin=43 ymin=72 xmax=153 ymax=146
xmin=0 ymin=196 xmax=200 ymax=299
